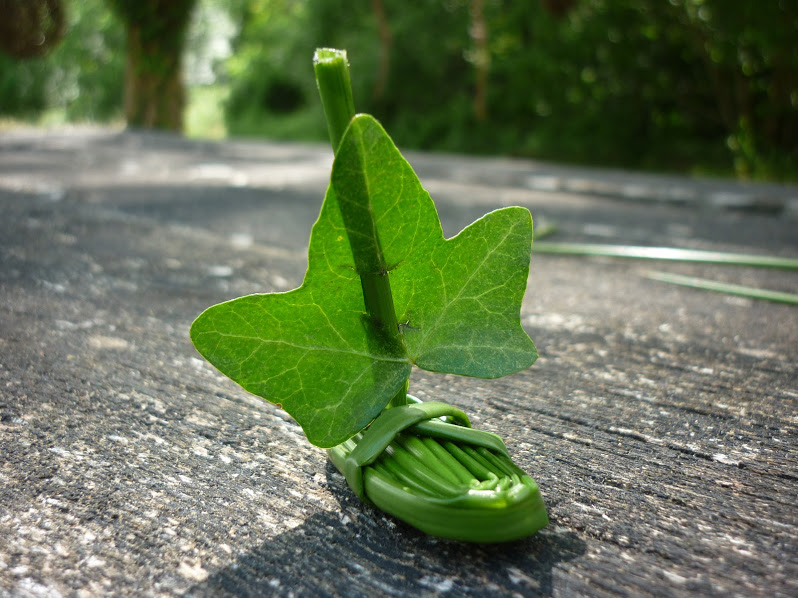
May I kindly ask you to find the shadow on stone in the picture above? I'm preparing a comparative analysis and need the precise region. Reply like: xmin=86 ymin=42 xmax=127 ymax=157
xmin=187 ymin=462 xmax=584 ymax=597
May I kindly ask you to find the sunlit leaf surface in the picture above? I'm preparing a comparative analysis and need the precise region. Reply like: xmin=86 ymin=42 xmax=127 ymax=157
xmin=191 ymin=115 xmax=536 ymax=447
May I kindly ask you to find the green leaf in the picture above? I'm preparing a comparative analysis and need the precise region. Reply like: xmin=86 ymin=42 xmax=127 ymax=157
xmin=395 ymin=205 xmax=538 ymax=377
xmin=189 ymin=290 xmax=411 ymax=448
xmin=190 ymin=114 xmax=536 ymax=447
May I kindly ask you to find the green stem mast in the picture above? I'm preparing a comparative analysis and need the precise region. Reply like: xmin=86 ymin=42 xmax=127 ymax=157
xmin=314 ymin=48 xmax=407 ymax=407
xmin=313 ymin=48 xmax=357 ymax=152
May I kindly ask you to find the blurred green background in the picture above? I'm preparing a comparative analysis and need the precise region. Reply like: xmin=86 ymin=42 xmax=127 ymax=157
xmin=1 ymin=0 xmax=796 ymax=180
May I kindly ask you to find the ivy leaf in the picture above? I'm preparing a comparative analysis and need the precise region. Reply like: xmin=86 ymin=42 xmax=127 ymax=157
xmin=190 ymin=115 xmax=536 ymax=448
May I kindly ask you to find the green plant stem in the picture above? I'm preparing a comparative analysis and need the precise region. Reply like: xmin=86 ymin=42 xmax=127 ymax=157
xmin=359 ymin=271 xmax=401 ymax=334
xmin=647 ymin=271 xmax=798 ymax=305
xmin=534 ymin=242 xmax=798 ymax=270
xmin=314 ymin=48 xmax=407 ymax=407
xmin=313 ymin=48 xmax=356 ymax=152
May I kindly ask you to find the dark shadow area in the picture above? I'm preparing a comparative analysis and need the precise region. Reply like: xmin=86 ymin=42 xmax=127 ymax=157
xmin=187 ymin=462 xmax=585 ymax=597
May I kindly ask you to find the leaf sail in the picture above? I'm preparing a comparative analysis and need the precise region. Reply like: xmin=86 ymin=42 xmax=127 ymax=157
xmin=190 ymin=114 xmax=536 ymax=448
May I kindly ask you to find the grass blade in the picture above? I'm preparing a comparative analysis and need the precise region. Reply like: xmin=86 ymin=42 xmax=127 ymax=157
xmin=533 ymin=222 xmax=558 ymax=241
xmin=534 ymin=242 xmax=798 ymax=270
xmin=647 ymin=271 xmax=798 ymax=305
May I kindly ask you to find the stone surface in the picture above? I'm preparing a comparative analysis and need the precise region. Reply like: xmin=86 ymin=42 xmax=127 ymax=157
xmin=1 ymin=127 xmax=796 ymax=597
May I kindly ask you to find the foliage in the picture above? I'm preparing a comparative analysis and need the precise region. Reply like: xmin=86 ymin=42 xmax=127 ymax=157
xmin=223 ymin=0 xmax=326 ymax=139
xmin=224 ymin=0 xmax=797 ymax=180
xmin=0 ymin=0 xmax=124 ymax=122
xmin=1 ymin=0 xmax=794 ymax=178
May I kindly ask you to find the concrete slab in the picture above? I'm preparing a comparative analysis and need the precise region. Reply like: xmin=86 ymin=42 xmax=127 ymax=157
xmin=1 ymin=127 xmax=796 ymax=597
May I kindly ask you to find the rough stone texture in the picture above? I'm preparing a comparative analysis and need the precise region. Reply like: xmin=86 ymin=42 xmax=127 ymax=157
xmin=1 ymin=127 xmax=796 ymax=597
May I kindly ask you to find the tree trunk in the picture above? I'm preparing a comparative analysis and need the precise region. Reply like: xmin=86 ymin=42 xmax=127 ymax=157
xmin=0 ymin=0 xmax=65 ymax=59
xmin=112 ymin=0 xmax=197 ymax=132
xmin=469 ymin=0 xmax=490 ymax=122
xmin=124 ymin=25 xmax=186 ymax=130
